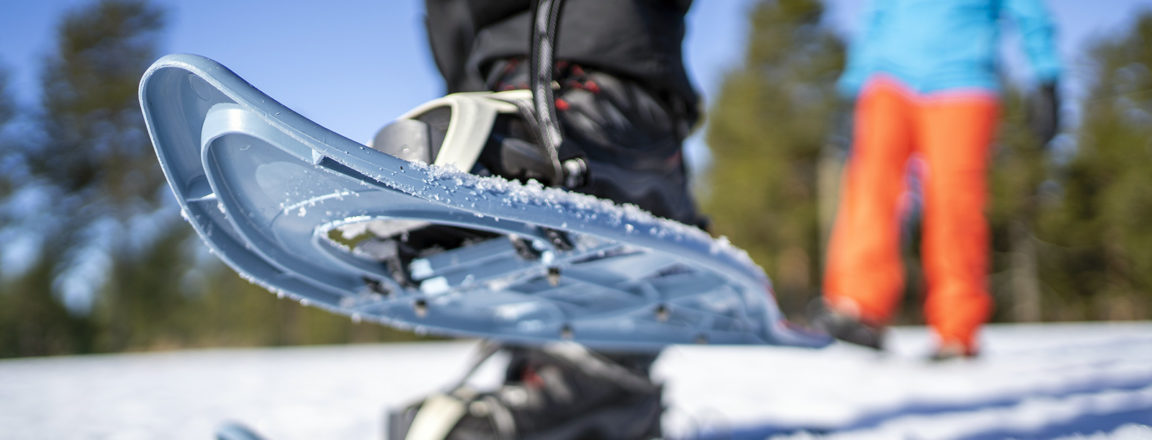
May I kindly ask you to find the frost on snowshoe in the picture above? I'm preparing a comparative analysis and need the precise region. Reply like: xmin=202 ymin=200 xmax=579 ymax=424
xmin=139 ymin=54 xmax=830 ymax=349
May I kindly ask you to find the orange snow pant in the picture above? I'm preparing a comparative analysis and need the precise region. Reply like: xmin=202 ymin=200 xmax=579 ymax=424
xmin=823 ymin=77 xmax=999 ymax=349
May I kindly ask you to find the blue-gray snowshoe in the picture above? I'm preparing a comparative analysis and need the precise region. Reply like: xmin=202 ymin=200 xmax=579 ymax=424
xmin=139 ymin=53 xmax=829 ymax=350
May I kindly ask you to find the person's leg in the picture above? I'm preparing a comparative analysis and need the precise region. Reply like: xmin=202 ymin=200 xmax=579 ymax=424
xmin=483 ymin=60 xmax=706 ymax=229
xmin=823 ymin=77 xmax=917 ymax=326
xmin=394 ymin=62 xmax=692 ymax=440
xmin=916 ymin=92 xmax=999 ymax=353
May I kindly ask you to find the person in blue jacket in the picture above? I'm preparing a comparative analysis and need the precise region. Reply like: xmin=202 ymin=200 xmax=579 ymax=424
xmin=816 ymin=0 xmax=1062 ymax=358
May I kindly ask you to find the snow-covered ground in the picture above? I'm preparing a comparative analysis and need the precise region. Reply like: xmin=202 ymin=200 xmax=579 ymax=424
xmin=2 ymin=323 xmax=1151 ymax=439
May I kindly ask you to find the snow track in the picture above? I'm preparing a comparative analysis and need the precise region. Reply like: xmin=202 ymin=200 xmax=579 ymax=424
xmin=1 ymin=323 xmax=1150 ymax=439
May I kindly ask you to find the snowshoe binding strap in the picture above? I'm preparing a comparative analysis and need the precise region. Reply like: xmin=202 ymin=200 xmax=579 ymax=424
xmin=529 ymin=0 xmax=566 ymax=187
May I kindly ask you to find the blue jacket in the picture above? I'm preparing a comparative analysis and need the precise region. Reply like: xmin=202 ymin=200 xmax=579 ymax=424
xmin=838 ymin=0 xmax=1063 ymax=97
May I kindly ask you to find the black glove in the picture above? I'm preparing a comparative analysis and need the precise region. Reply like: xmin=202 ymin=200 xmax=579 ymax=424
xmin=1028 ymin=81 xmax=1060 ymax=147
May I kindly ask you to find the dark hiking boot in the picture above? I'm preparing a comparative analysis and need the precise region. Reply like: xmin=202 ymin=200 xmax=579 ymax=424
xmin=808 ymin=300 xmax=886 ymax=350
xmin=928 ymin=342 xmax=979 ymax=362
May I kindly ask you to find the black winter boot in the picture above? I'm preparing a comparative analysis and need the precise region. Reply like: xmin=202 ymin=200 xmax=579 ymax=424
xmin=389 ymin=344 xmax=663 ymax=440
xmin=809 ymin=299 xmax=887 ymax=350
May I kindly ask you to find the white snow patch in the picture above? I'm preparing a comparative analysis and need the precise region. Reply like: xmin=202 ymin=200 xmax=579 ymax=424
xmin=1 ymin=323 xmax=1150 ymax=439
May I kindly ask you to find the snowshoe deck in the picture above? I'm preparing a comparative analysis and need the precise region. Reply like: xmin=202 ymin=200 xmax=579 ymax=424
xmin=139 ymin=54 xmax=829 ymax=350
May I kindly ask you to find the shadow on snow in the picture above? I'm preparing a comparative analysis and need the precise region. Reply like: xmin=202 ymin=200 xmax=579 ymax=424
xmin=691 ymin=370 xmax=1152 ymax=439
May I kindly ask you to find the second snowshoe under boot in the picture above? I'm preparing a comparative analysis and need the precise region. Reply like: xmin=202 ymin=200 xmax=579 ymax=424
xmin=389 ymin=344 xmax=663 ymax=440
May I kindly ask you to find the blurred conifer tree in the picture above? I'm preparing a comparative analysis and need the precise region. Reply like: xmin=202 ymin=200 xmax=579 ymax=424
xmin=1036 ymin=13 xmax=1152 ymax=320
xmin=703 ymin=0 xmax=845 ymax=315
xmin=0 ymin=0 xmax=423 ymax=358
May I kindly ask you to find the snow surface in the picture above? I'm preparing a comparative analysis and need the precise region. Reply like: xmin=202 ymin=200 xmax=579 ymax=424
xmin=1 ymin=323 xmax=1151 ymax=439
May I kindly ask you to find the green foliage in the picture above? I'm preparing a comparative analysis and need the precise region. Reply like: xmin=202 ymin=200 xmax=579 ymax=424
xmin=1034 ymin=13 xmax=1152 ymax=320
xmin=0 ymin=0 xmax=180 ymax=358
xmin=982 ymin=82 xmax=1058 ymax=324
xmin=32 ymin=0 xmax=166 ymax=215
xmin=0 ymin=250 xmax=96 ymax=356
xmin=0 ymin=0 xmax=428 ymax=359
xmin=0 ymin=67 xmax=16 ymax=200
xmin=703 ymin=0 xmax=844 ymax=313
xmin=0 ymin=68 xmax=11 ymax=127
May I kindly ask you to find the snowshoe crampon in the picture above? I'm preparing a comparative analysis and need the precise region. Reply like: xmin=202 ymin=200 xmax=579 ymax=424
xmin=139 ymin=54 xmax=829 ymax=350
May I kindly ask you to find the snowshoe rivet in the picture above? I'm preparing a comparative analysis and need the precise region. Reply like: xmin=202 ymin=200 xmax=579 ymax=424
xmin=655 ymin=305 xmax=670 ymax=322
xmin=561 ymin=324 xmax=573 ymax=339
xmin=562 ymin=158 xmax=588 ymax=188
xmin=413 ymin=299 xmax=428 ymax=318
xmin=547 ymin=267 xmax=561 ymax=286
